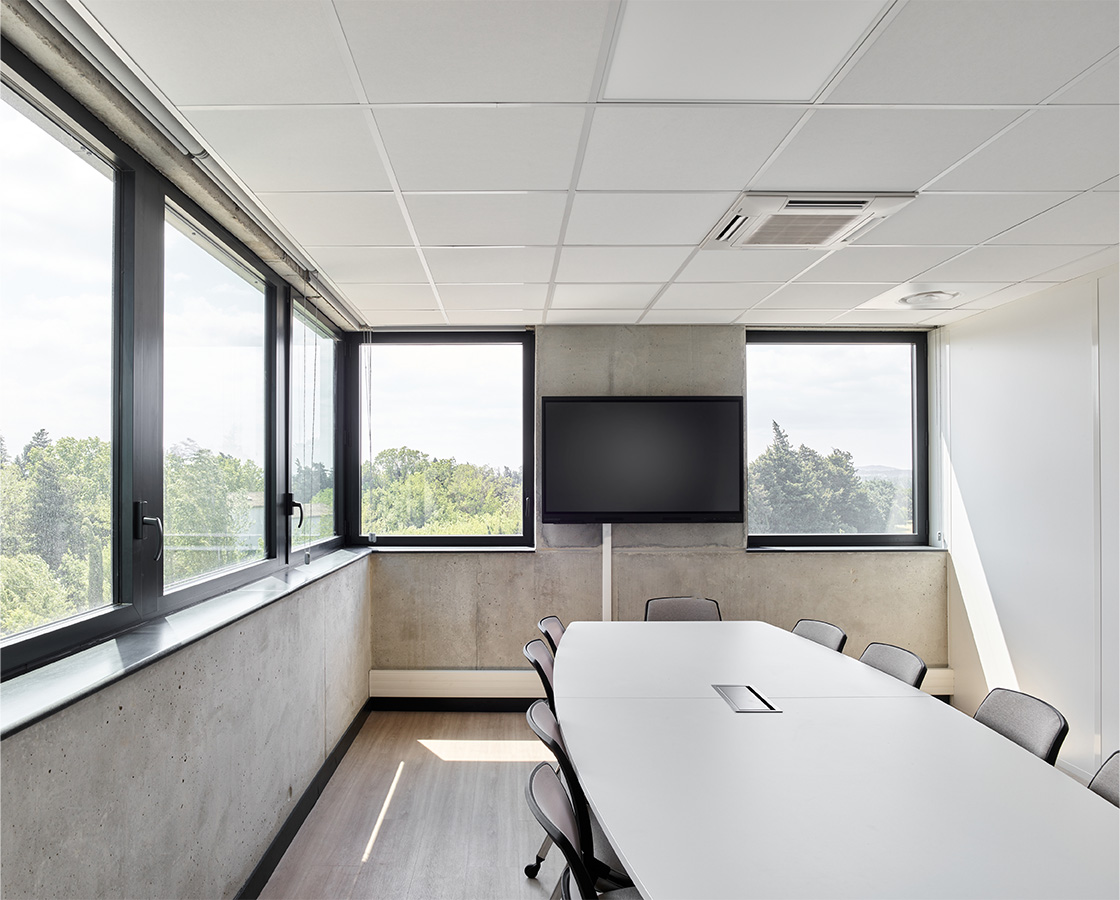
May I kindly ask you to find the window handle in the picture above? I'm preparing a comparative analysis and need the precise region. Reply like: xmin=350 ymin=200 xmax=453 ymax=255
xmin=284 ymin=493 xmax=304 ymax=529
xmin=133 ymin=501 xmax=164 ymax=561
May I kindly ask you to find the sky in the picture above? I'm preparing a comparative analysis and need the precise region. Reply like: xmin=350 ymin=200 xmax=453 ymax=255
xmin=361 ymin=343 xmax=524 ymax=472
xmin=2 ymin=94 xmax=913 ymax=475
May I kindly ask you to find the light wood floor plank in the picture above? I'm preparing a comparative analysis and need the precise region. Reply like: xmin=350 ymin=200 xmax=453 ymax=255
xmin=260 ymin=710 xmax=567 ymax=900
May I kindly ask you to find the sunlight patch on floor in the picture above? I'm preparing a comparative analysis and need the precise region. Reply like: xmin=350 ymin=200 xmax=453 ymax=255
xmin=417 ymin=739 xmax=554 ymax=762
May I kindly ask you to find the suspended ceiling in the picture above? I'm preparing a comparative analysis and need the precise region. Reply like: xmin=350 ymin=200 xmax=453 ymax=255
xmin=59 ymin=0 xmax=1120 ymax=328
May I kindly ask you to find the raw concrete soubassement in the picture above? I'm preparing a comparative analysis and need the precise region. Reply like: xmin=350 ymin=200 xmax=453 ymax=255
xmin=0 ymin=559 xmax=372 ymax=900
xmin=367 ymin=324 xmax=949 ymax=696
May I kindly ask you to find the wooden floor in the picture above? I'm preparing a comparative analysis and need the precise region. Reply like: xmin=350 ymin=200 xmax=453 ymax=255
xmin=260 ymin=710 xmax=567 ymax=900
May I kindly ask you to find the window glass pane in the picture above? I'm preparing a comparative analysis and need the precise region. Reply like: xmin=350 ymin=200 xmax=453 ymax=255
xmin=360 ymin=342 xmax=524 ymax=538
xmin=164 ymin=210 xmax=266 ymax=587
xmin=291 ymin=305 xmax=335 ymax=550
xmin=746 ymin=342 xmax=914 ymax=535
xmin=0 ymin=95 xmax=114 ymax=637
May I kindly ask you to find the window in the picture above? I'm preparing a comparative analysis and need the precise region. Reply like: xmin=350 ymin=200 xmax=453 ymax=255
xmin=0 ymin=90 xmax=115 ymax=638
xmin=0 ymin=42 xmax=295 ymax=678
xmin=163 ymin=208 xmax=267 ymax=587
xmin=290 ymin=301 xmax=337 ymax=553
xmin=351 ymin=332 xmax=534 ymax=547
xmin=745 ymin=332 xmax=928 ymax=547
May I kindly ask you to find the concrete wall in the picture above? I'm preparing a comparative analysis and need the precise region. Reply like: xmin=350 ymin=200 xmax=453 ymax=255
xmin=370 ymin=325 xmax=948 ymax=671
xmin=941 ymin=268 xmax=1119 ymax=780
xmin=0 ymin=559 xmax=372 ymax=900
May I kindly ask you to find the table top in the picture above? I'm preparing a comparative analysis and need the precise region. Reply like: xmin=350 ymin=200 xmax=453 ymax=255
xmin=553 ymin=621 xmax=1120 ymax=900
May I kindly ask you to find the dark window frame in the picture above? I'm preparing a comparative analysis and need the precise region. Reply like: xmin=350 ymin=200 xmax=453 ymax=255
xmin=0 ymin=39 xmax=333 ymax=679
xmin=343 ymin=330 xmax=535 ymax=549
xmin=287 ymin=294 xmax=344 ymax=562
xmin=744 ymin=330 xmax=929 ymax=548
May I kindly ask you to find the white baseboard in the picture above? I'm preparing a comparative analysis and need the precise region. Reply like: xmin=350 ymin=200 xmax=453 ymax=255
xmin=369 ymin=669 xmax=542 ymax=699
xmin=369 ymin=666 xmax=955 ymax=699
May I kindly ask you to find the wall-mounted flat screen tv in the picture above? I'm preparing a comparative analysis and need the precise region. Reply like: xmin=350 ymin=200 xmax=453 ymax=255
xmin=541 ymin=396 xmax=744 ymax=524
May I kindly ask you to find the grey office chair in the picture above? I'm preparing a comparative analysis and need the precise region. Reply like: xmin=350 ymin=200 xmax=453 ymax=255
xmin=525 ymin=762 xmax=642 ymax=900
xmin=791 ymin=618 xmax=847 ymax=652
xmin=973 ymin=687 xmax=1069 ymax=766
xmin=539 ymin=615 xmax=566 ymax=655
xmin=644 ymin=596 xmax=721 ymax=621
xmin=523 ymin=699 xmax=631 ymax=891
xmin=1088 ymin=751 xmax=1119 ymax=807
xmin=859 ymin=642 xmax=927 ymax=689
xmin=524 ymin=639 xmax=556 ymax=712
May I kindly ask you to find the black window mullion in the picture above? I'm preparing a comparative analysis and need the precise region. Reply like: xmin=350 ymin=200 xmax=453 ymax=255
xmin=120 ymin=166 xmax=166 ymax=617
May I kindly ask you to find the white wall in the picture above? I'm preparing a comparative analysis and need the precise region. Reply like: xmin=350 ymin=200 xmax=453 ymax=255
xmin=942 ymin=268 xmax=1119 ymax=780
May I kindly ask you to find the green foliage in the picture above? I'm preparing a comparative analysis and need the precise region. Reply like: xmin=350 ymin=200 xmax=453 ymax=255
xmin=1 ymin=430 xmax=267 ymax=637
xmin=747 ymin=422 xmax=911 ymax=535
xmin=361 ymin=446 xmax=522 ymax=536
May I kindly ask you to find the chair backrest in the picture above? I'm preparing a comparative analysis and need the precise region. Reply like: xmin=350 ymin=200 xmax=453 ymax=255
xmin=539 ymin=616 xmax=566 ymax=655
xmin=523 ymin=639 xmax=556 ymax=711
xmin=1088 ymin=750 xmax=1119 ymax=807
xmin=644 ymin=596 xmax=721 ymax=621
xmin=973 ymin=688 xmax=1069 ymax=765
xmin=525 ymin=762 xmax=598 ymax=900
xmin=526 ymin=699 xmax=594 ymax=863
xmin=792 ymin=618 xmax=847 ymax=652
xmin=859 ymin=642 xmax=927 ymax=689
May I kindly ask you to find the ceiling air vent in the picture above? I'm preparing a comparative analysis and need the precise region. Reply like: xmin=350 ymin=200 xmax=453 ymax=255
xmin=703 ymin=193 xmax=916 ymax=249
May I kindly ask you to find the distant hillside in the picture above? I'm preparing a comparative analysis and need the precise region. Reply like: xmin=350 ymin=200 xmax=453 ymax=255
xmin=856 ymin=465 xmax=911 ymax=485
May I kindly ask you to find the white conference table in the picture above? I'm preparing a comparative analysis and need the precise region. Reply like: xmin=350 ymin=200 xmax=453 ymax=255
xmin=553 ymin=621 xmax=1120 ymax=900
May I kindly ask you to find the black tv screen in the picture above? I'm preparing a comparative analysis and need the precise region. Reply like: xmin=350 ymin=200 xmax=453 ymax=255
xmin=541 ymin=396 xmax=744 ymax=524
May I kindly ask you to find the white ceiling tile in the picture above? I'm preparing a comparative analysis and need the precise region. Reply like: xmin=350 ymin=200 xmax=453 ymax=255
xmin=920 ymin=309 xmax=984 ymax=327
xmin=920 ymin=245 xmax=1109 ymax=282
xmin=931 ymin=107 xmax=1120 ymax=192
xmin=678 ymin=249 xmax=828 ymax=282
xmin=1028 ymin=246 xmax=1120 ymax=283
xmin=84 ymin=1 xmax=358 ymax=105
xmin=342 ymin=284 xmax=438 ymax=309
xmin=550 ymin=284 xmax=660 ymax=309
xmin=257 ymin=193 xmax=410 ymax=246
xmin=306 ymin=247 xmax=427 ymax=283
xmin=184 ymin=108 xmax=390 ymax=192
xmin=641 ymin=309 xmax=744 ymax=324
xmin=425 ymin=247 xmax=556 ymax=282
xmin=957 ymin=282 xmax=1051 ymax=310
xmin=656 ymin=283 xmax=778 ymax=309
xmin=405 ymin=193 xmax=567 ymax=246
xmin=444 ymin=309 xmax=543 ymax=326
xmin=604 ymin=1 xmax=886 ymax=101
xmin=1052 ymin=56 xmax=1120 ymax=105
xmin=739 ymin=309 xmax=844 ymax=326
xmin=335 ymin=1 xmax=610 ymax=102
xmin=858 ymin=282 xmax=1013 ymax=310
xmin=578 ymin=106 xmax=803 ymax=191
xmin=827 ymin=1 xmax=1119 ymax=104
xmin=830 ymin=308 xmax=938 ymax=325
xmin=545 ymin=309 xmax=643 ymax=324
xmin=374 ymin=107 xmax=586 ymax=191
xmin=556 ymin=247 xmax=692 ymax=282
xmin=754 ymin=108 xmax=1020 ymax=193
xmin=852 ymin=193 xmax=1076 ymax=245
xmin=565 ymin=193 xmax=738 ymax=245
xmin=359 ymin=310 xmax=448 ymax=327
xmin=757 ymin=283 xmax=891 ymax=309
xmin=437 ymin=284 xmax=549 ymax=309
xmin=797 ymin=246 xmax=966 ymax=283
xmin=988 ymin=192 xmax=1120 ymax=245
